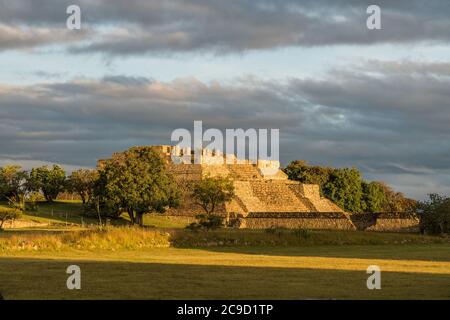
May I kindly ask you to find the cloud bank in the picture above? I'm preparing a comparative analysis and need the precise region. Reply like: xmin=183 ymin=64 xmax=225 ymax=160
xmin=1 ymin=0 xmax=450 ymax=55
xmin=1 ymin=61 xmax=450 ymax=198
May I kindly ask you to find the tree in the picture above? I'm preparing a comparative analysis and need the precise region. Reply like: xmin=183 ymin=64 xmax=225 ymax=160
xmin=418 ymin=194 xmax=450 ymax=235
xmin=284 ymin=160 xmax=331 ymax=195
xmin=285 ymin=160 xmax=416 ymax=213
xmin=67 ymin=169 xmax=98 ymax=206
xmin=102 ymin=147 xmax=180 ymax=226
xmin=28 ymin=165 xmax=66 ymax=202
xmin=192 ymin=176 xmax=235 ymax=215
xmin=323 ymin=168 xmax=364 ymax=213
xmin=362 ymin=181 xmax=386 ymax=213
xmin=187 ymin=176 xmax=235 ymax=230
xmin=377 ymin=182 xmax=417 ymax=212
xmin=0 ymin=165 xmax=29 ymax=208
xmin=0 ymin=207 xmax=21 ymax=230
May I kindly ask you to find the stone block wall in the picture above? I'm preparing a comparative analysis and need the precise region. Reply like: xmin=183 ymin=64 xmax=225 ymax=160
xmin=243 ymin=212 xmax=356 ymax=230
xmin=350 ymin=212 xmax=420 ymax=232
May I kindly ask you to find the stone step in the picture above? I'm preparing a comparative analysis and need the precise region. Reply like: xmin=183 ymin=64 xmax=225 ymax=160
xmin=226 ymin=165 xmax=262 ymax=180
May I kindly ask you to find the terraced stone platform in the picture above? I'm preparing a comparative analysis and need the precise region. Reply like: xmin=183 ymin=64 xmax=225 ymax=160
xmin=100 ymin=145 xmax=356 ymax=229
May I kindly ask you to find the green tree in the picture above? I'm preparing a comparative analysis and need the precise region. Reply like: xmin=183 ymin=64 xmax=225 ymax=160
xmin=378 ymin=182 xmax=417 ymax=212
xmin=285 ymin=160 xmax=416 ymax=213
xmin=323 ymin=168 xmax=364 ymax=213
xmin=67 ymin=169 xmax=98 ymax=206
xmin=28 ymin=165 xmax=66 ymax=202
xmin=192 ymin=176 xmax=235 ymax=215
xmin=418 ymin=194 xmax=450 ymax=235
xmin=284 ymin=160 xmax=331 ymax=195
xmin=362 ymin=181 xmax=386 ymax=213
xmin=187 ymin=176 xmax=235 ymax=230
xmin=0 ymin=165 xmax=29 ymax=208
xmin=102 ymin=147 xmax=180 ymax=226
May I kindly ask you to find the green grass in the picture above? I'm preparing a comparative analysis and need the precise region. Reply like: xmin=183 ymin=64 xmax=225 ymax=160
xmin=123 ymin=213 xmax=192 ymax=229
xmin=1 ymin=227 xmax=447 ymax=251
xmin=1 ymin=201 xmax=449 ymax=299
xmin=0 ymin=244 xmax=449 ymax=299
xmin=0 ymin=201 xmax=190 ymax=229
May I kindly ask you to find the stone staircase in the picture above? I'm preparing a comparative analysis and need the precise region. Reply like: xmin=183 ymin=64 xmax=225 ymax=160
xmin=201 ymin=164 xmax=230 ymax=178
xmin=248 ymin=180 xmax=312 ymax=212
xmin=167 ymin=161 xmax=348 ymax=219
xmin=227 ymin=164 xmax=263 ymax=180
xmin=233 ymin=181 xmax=265 ymax=212
xmin=168 ymin=164 xmax=203 ymax=182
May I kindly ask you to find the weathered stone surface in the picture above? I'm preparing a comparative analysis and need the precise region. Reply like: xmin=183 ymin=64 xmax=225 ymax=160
xmin=350 ymin=212 xmax=420 ymax=232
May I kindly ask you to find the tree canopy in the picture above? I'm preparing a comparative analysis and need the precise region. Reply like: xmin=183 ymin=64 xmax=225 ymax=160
xmin=0 ymin=165 xmax=29 ymax=205
xmin=28 ymin=165 xmax=66 ymax=202
xmin=101 ymin=148 xmax=180 ymax=226
xmin=192 ymin=176 xmax=235 ymax=215
xmin=284 ymin=160 xmax=417 ymax=213
xmin=418 ymin=194 xmax=450 ymax=234
xmin=67 ymin=169 xmax=98 ymax=206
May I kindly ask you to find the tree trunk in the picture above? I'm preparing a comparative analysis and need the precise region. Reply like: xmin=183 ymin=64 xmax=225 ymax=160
xmin=96 ymin=198 xmax=102 ymax=226
xmin=136 ymin=213 xmax=144 ymax=227
xmin=127 ymin=209 xmax=135 ymax=225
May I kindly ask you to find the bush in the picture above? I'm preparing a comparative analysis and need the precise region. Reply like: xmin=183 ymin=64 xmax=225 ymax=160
xmin=264 ymin=226 xmax=311 ymax=239
xmin=291 ymin=228 xmax=312 ymax=239
xmin=265 ymin=226 xmax=289 ymax=236
xmin=418 ymin=194 xmax=450 ymax=234
xmin=0 ymin=207 xmax=22 ymax=229
xmin=186 ymin=214 xmax=224 ymax=231
xmin=25 ymin=192 xmax=45 ymax=211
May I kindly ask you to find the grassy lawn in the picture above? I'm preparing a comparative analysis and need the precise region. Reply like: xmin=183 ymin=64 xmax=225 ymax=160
xmin=1 ymin=201 xmax=190 ymax=229
xmin=1 ymin=243 xmax=449 ymax=299
xmin=1 ymin=201 xmax=449 ymax=300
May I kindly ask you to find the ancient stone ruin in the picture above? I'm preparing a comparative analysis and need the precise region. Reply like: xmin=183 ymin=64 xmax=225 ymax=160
xmin=98 ymin=145 xmax=420 ymax=231
xmin=99 ymin=145 xmax=356 ymax=230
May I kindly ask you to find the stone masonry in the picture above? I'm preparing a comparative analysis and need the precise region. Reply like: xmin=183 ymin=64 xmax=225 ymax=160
xmin=98 ymin=145 xmax=355 ymax=229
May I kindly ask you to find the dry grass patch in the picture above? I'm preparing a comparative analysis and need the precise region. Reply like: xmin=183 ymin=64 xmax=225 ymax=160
xmin=0 ymin=226 xmax=170 ymax=252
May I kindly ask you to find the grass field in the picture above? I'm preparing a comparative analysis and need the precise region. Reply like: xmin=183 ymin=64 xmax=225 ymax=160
xmin=1 ymin=244 xmax=449 ymax=299
xmin=0 ymin=200 xmax=191 ymax=229
xmin=0 ymin=201 xmax=449 ymax=300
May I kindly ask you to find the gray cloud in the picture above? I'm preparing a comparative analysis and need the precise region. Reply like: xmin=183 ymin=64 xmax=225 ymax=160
xmin=0 ymin=24 xmax=90 ymax=51
xmin=1 ymin=60 xmax=450 ymax=198
xmin=1 ymin=0 xmax=450 ymax=55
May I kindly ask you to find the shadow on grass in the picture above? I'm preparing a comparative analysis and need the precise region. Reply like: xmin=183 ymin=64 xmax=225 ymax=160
xmin=22 ymin=201 xmax=130 ymax=226
xmin=0 ymin=257 xmax=449 ymax=300
xmin=195 ymin=244 xmax=450 ymax=262
xmin=169 ymin=229 xmax=450 ymax=262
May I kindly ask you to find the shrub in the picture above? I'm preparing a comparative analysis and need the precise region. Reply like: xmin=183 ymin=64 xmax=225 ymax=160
xmin=25 ymin=192 xmax=45 ymax=211
xmin=291 ymin=228 xmax=312 ymax=239
xmin=186 ymin=214 xmax=224 ymax=231
xmin=265 ymin=226 xmax=289 ymax=236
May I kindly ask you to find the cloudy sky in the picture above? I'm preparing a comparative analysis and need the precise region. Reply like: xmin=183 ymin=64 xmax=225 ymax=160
xmin=1 ymin=0 xmax=450 ymax=199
